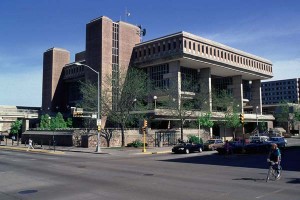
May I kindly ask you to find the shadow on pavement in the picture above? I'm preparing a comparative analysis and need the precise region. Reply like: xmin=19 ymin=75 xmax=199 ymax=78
xmin=160 ymin=146 xmax=300 ymax=172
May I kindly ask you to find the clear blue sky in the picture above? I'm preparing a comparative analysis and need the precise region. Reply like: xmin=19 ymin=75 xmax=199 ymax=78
xmin=0 ymin=0 xmax=299 ymax=107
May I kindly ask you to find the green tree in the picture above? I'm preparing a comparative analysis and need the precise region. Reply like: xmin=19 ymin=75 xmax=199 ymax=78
xmin=40 ymin=114 xmax=51 ymax=129
xmin=213 ymin=89 xmax=241 ymax=139
xmin=197 ymin=112 xmax=214 ymax=129
xmin=79 ymin=67 xmax=148 ymax=147
xmin=40 ymin=113 xmax=72 ymax=130
xmin=275 ymin=101 xmax=292 ymax=134
xmin=159 ymin=78 xmax=210 ymax=140
xmin=224 ymin=112 xmax=241 ymax=139
xmin=10 ymin=120 xmax=22 ymax=135
xmin=197 ymin=112 xmax=214 ymax=140
xmin=102 ymin=68 xmax=148 ymax=147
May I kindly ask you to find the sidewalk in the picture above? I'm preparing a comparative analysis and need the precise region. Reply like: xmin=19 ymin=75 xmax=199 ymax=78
xmin=0 ymin=139 xmax=173 ymax=155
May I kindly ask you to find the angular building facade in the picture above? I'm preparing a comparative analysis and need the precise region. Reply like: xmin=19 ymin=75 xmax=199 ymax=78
xmin=42 ymin=16 xmax=275 ymax=137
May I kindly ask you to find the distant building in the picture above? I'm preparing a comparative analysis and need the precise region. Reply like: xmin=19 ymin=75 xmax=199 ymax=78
xmin=42 ymin=16 xmax=275 ymax=137
xmin=262 ymin=78 xmax=300 ymax=105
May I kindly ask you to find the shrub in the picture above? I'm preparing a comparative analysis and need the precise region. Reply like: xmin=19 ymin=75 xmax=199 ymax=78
xmin=187 ymin=135 xmax=203 ymax=144
xmin=127 ymin=139 xmax=144 ymax=148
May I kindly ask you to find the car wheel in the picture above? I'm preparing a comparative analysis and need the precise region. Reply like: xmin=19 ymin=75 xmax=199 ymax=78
xmin=198 ymin=147 xmax=203 ymax=153
xmin=185 ymin=148 xmax=190 ymax=154
xmin=211 ymin=147 xmax=215 ymax=151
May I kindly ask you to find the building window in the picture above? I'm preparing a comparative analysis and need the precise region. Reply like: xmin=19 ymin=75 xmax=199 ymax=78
xmin=173 ymin=41 xmax=176 ymax=49
xmin=150 ymin=63 xmax=169 ymax=89
xmin=189 ymin=41 xmax=191 ymax=49
xmin=181 ymin=67 xmax=198 ymax=92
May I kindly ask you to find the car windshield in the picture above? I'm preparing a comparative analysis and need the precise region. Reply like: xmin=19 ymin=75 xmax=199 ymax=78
xmin=206 ymin=140 xmax=215 ymax=144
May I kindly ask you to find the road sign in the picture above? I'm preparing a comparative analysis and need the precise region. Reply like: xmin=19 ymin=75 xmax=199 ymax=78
xmin=97 ymin=119 xmax=101 ymax=126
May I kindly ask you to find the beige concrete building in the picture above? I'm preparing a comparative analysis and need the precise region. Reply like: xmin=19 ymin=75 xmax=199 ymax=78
xmin=42 ymin=16 xmax=274 ymax=138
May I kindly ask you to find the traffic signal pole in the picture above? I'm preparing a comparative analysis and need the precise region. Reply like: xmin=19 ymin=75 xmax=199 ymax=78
xmin=142 ymin=119 xmax=147 ymax=153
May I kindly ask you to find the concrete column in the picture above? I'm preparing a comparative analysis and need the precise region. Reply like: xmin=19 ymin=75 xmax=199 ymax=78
xmin=267 ymin=121 xmax=273 ymax=130
xmin=22 ymin=119 xmax=29 ymax=133
xmin=169 ymin=61 xmax=181 ymax=107
xmin=251 ymin=79 xmax=262 ymax=114
xmin=199 ymin=68 xmax=212 ymax=112
xmin=232 ymin=75 xmax=243 ymax=112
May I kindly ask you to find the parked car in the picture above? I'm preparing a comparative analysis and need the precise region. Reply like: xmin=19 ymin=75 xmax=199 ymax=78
xmin=268 ymin=137 xmax=287 ymax=148
xmin=203 ymin=139 xmax=224 ymax=151
xmin=244 ymin=140 xmax=272 ymax=154
xmin=216 ymin=141 xmax=244 ymax=155
xmin=172 ymin=142 xmax=203 ymax=154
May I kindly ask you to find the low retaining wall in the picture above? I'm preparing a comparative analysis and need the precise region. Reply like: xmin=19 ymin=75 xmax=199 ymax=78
xmin=22 ymin=128 xmax=211 ymax=148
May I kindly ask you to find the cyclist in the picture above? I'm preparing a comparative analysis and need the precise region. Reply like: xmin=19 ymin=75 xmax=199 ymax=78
xmin=267 ymin=143 xmax=281 ymax=179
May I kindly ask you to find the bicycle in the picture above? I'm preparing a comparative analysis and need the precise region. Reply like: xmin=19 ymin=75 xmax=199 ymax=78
xmin=266 ymin=159 xmax=282 ymax=182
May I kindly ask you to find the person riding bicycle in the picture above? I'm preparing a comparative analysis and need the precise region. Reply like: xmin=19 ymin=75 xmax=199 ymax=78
xmin=267 ymin=143 xmax=281 ymax=178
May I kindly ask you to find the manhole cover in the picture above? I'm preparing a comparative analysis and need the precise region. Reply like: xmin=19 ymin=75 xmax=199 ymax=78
xmin=18 ymin=190 xmax=38 ymax=194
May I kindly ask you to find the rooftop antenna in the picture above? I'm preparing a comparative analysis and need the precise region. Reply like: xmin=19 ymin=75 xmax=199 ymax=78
xmin=137 ymin=25 xmax=147 ymax=42
xmin=125 ymin=7 xmax=130 ymax=22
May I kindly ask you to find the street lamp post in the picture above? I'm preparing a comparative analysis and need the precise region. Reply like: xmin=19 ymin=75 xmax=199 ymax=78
xmin=153 ymin=96 xmax=157 ymax=109
xmin=256 ymin=106 xmax=259 ymax=136
xmin=74 ymin=62 xmax=101 ymax=153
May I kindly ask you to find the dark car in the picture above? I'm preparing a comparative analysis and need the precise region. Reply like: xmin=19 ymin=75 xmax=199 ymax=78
xmin=268 ymin=137 xmax=287 ymax=148
xmin=216 ymin=141 xmax=244 ymax=155
xmin=244 ymin=140 xmax=272 ymax=154
xmin=172 ymin=142 xmax=203 ymax=154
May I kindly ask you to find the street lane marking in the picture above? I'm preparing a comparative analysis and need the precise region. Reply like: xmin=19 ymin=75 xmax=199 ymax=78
xmin=256 ymin=188 xmax=284 ymax=199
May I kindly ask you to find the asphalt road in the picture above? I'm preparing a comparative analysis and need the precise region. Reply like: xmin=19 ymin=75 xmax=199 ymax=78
xmin=0 ymin=145 xmax=299 ymax=200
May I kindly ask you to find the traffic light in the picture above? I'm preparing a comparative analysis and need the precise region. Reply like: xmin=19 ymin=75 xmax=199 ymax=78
xmin=97 ymin=125 xmax=101 ymax=131
xmin=143 ymin=119 xmax=148 ymax=128
xmin=239 ymin=113 xmax=244 ymax=124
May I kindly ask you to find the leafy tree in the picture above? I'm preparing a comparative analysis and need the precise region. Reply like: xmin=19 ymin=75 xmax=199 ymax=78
xmin=187 ymin=135 xmax=203 ymax=144
xmin=197 ymin=112 xmax=214 ymax=140
xmin=197 ymin=112 xmax=214 ymax=129
xmin=39 ymin=113 xmax=72 ymax=130
xmin=79 ymin=67 xmax=148 ymax=147
xmin=10 ymin=120 xmax=22 ymax=145
xmin=40 ymin=114 xmax=51 ymax=129
xmin=213 ymin=89 xmax=241 ymax=139
xmin=51 ymin=113 xmax=65 ymax=128
xmin=10 ymin=120 xmax=22 ymax=135
xmin=275 ymin=101 xmax=292 ymax=133
xmin=102 ymin=68 xmax=148 ymax=147
xmin=224 ymin=112 xmax=241 ymax=139
xmin=159 ymin=78 xmax=211 ymax=140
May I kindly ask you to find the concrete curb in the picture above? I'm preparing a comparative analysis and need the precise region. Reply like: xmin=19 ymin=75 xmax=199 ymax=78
xmin=135 ymin=150 xmax=172 ymax=155
xmin=0 ymin=145 xmax=64 ymax=155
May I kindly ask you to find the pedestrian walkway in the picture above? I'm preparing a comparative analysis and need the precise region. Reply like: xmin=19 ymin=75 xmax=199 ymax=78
xmin=0 ymin=139 xmax=172 ymax=155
